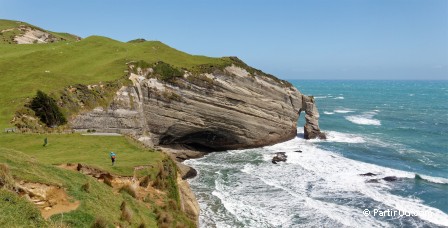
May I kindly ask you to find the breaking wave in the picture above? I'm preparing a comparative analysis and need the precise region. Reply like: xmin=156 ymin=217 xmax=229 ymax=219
xmin=345 ymin=111 xmax=381 ymax=126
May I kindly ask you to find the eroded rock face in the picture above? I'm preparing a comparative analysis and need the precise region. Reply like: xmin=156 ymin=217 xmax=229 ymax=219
xmin=70 ymin=65 xmax=324 ymax=150
xmin=177 ymin=175 xmax=200 ymax=223
xmin=302 ymin=95 xmax=326 ymax=139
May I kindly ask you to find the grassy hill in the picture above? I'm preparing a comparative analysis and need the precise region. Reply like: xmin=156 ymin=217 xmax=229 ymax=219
xmin=0 ymin=134 xmax=195 ymax=227
xmin=0 ymin=19 xmax=234 ymax=130
xmin=0 ymin=19 xmax=238 ymax=227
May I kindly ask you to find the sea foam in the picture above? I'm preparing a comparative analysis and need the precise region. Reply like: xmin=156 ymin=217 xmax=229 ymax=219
xmin=334 ymin=109 xmax=355 ymax=113
xmin=186 ymin=130 xmax=448 ymax=227
xmin=345 ymin=110 xmax=381 ymax=126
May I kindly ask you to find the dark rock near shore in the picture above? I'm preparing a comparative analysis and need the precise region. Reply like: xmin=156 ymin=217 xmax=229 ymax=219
xmin=176 ymin=162 xmax=198 ymax=180
xmin=383 ymin=176 xmax=398 ymax=182
xmin=359 ymin=172 xmax=377 ymax=176
xmin=272 ymin=152 xmax=288 ymax=164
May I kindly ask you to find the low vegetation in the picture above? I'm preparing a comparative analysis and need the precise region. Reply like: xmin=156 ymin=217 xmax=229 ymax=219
xmin=0 ymin=134 xmax=194 ymax=227
xmin=30 ymin=90 xmax=67 ymax=127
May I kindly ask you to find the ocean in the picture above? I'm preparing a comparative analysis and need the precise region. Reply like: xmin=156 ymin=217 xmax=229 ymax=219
xmin=185 ymin=80 xmax=448 ymax=228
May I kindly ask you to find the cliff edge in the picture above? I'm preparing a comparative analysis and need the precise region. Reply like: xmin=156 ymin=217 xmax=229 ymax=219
xmin=70 ymin=61 xmax=324 ymax=151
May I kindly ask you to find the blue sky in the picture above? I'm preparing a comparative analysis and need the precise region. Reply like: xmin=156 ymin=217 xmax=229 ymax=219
xmin=1 ymin=0 xmax=447 ymax=80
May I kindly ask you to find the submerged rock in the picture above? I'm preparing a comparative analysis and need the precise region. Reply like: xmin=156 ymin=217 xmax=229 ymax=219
xmin=383 ymin=176 xmax=398 ymax=182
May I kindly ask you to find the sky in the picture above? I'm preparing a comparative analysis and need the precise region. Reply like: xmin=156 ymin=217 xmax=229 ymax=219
xmin=1 ymin=0 xmax=447 ymax=80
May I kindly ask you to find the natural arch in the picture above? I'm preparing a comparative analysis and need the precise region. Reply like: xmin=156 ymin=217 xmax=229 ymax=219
xmin=301 ymin=95 xmax=326 ymax=139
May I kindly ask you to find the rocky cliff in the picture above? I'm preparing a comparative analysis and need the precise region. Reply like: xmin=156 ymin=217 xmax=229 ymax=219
xmin=70 ymin=62 xmax=324 ymax=151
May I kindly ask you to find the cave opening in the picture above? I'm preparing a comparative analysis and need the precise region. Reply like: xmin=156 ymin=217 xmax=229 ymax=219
xmin=159 ymin=130 xmax=239 ymax=152
xmin=297 ymin=109 xmax=306 ymax=138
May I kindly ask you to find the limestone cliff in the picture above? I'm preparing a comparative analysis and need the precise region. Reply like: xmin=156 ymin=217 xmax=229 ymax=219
xmin=70 ymin=63 xmax=324 ymax=151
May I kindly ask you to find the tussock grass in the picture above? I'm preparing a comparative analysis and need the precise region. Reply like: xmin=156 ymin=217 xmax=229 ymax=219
xmin=91 ymin=217 xmax=108 ymax=228
xmin=81 ymin=181 xmax=90 ymax=193
xmin=120 ymin=184 xmax=137 ymax=198
xmin=121 ymin=203 xmax=133 ymax=223
xmin=0 ymin=163 xmax=15 ymax=190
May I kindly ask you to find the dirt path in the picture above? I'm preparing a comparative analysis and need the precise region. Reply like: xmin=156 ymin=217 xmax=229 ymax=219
xmin=16 ymin=181 xmax=80 ymax=219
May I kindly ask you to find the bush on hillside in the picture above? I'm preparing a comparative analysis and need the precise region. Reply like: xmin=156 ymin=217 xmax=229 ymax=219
xmin=29 ymin=90 xmax=67 ymax=127
xmin=153 ymin=61 xmax=183 ymax=82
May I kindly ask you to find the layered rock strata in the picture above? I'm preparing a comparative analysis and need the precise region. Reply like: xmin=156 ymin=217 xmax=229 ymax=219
xmin=71 ymin=64 xmax=324 ymax=151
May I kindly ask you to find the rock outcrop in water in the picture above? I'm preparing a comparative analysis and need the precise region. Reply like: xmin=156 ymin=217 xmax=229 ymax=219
xmin=272 ymin=152 xmax=288 ymax=164
xmin=302 ymin=95 xmax=326 ymax=139
xmin=70 ymin=63 xmax=324 ymax=150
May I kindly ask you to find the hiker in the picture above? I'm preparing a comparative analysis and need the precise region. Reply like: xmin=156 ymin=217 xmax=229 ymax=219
xmin=110 ymin=152 xmax=116 ymax=166
xmin=43 ymin=137 xmax=48 ymax=147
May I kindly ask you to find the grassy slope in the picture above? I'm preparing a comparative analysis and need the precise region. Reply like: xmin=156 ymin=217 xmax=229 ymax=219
xmin=0 ymin=146 xmax=159 ymax=227
xmin=0 ymin=19 xmax=230 ymax=227
xmin=0 ymin=134 xmax=194 ymax=227
xmin=0 ymin=35 xmax=228 ymax=130
xmin=0 ymin=133 xmax=164 ymax=177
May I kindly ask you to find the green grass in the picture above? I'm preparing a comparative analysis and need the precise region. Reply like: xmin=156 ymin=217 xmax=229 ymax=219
xmin=0 ymin=20 xmax=205 ymax=227
xmin=0 ymin=146 xmax=160 ymax=227
xmin=0 ymin=134 xmax=194 ymax=227
xmin=0 ymin=189 xmax=47 ymax=227
xmin=0 ymin=34 xmax=230 ymax=129
xmin=0 ymin=133 xmax=163 ymax=177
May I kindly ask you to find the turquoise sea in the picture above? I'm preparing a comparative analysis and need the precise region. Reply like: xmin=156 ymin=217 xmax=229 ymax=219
xmin=185 ymin=80 xmax=448 ymax=227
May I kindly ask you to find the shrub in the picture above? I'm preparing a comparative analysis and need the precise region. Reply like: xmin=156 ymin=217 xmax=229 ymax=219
xmin=29 ymin=90 xmax=67 ymax=127
xmin=153 ymin=62 xmax=183 ymax=82
xmin=127 ymin=38 xmax=146 ymax=43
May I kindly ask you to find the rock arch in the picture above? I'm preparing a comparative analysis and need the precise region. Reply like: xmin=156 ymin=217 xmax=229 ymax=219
xmin=301 ymin=95 xmax=326 ymax=139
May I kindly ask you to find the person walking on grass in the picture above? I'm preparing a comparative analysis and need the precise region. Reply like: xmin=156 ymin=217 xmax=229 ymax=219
xmin=110 ymin=152 xmax=116 ymax=166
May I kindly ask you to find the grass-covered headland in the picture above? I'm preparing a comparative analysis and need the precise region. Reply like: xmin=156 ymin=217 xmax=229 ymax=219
xmin=0 ymin=17 xmax=294 ymax=227
xmin=0 ymin=18 xmax=229 ymax=227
